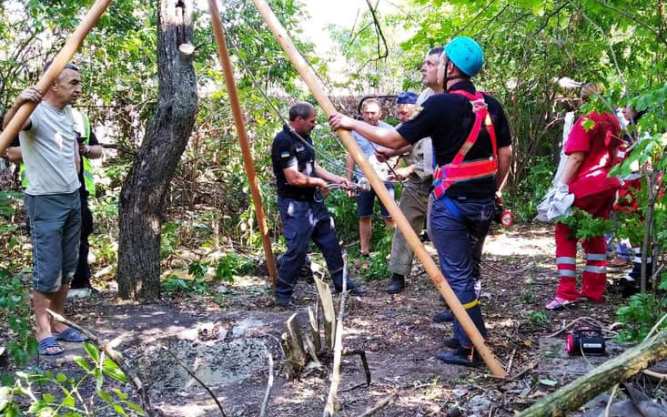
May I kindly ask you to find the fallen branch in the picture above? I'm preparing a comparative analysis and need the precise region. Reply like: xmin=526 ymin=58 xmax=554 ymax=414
xmin=259 ymin=348 xmax=274 ymax=417
xmin=46 ymin=309 xmax=155 ymax=417
xmin=355 ymin=392 xmax=398 ymax=417
xmin=161 ymin=346 xmax=227 ymax=417
xmin=517 ymin=330 xmax=667 ymax=417
xmin=506 ymin=348 xmax=518 ymax=375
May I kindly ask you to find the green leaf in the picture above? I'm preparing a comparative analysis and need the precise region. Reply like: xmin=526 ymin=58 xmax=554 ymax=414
xmin=124 ymin=400 xmax=146 ymax=416
xmin=103 ymin=358 xmax=128 ymax=383
xmin=83 ymin=342 xmax=100 ymax=362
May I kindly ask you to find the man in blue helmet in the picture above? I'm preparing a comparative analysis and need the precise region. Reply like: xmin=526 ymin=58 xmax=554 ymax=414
xmin=330 ymin=37 xmax=513 ymax=366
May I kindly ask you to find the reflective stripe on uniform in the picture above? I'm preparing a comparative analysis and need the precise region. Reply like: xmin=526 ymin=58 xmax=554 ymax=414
xmin=556 ymin=256 xmax=576 ymax=264
xmin=586 ymin=253 xmax=606 ymax=261
xmin=584 ymin=265 xmax=606 ymax=274
xmin=558 ymin=269 xmax=577 ymax=277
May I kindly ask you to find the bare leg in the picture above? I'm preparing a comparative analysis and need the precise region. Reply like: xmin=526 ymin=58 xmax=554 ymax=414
xmin=32 ymin=290 xmax=54 ymax=342
xmin=49 ymin=283 xmax=70 ymax=334
xmin=359 ymin=217 xmax=372 ymax=255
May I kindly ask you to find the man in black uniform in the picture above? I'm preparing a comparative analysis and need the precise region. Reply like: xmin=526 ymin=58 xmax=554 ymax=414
xmin=330 ymin=37 xmax=512 ymax=366
xmin=272 ymin=102 xmax=364 ymax=306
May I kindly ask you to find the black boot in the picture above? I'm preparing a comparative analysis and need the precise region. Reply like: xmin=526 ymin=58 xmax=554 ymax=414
xmin=436 ymin=347 xmax=480 ymax=367
xmin=386 ymin=273 xmax=405 ymax=294
xmin=443 ymin=336 xmax=461 ymax=349
xmin=433 ymin=309 xmax=454 ymax=323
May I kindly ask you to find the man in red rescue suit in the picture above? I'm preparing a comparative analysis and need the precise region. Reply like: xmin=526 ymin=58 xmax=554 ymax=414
xmin=330 ymin=36 xmax=513 ymax=367
xmin=545 ymin=111 xmax=623 ymax=310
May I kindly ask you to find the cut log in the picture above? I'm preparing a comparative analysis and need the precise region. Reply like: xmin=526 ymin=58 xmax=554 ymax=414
xmin=518 ymin=330 xmax=667 ymax=417
xmin=314 ymin=277 xmax=336 ymax=351
xmin=282 ymin=313 xmax=308 ymax=379
xmin=308 ymin=307 xmax=321 ymax=354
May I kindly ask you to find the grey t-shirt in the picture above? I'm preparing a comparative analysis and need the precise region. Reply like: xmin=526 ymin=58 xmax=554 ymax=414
xmin=351 ymin=120 xmax=396 ymax=181
xmin=19 ymin=102 xmax=80 ymax=195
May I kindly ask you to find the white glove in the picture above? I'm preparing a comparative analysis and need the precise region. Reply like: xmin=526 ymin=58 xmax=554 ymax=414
xmin=535 ymin=182 xmax=575 ymax=222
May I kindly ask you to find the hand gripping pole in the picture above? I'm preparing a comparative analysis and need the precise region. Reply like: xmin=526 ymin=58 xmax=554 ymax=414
xmin=250 ymin=0 xmax=506 ymax=377
xmin=0 ymin=0 xmax=114 ymax=155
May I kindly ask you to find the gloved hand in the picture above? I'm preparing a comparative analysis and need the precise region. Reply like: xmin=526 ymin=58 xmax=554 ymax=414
xmin=535 ymin=182 xmax=575 ymax=222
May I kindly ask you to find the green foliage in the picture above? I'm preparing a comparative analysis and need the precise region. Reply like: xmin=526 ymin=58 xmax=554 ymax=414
xmin=617 ymin=292 xmax=667 ymax=342
xmin=363 ymin=229 xmax=393 ymax=281
xmin=162 ymin=272 xmax=208 ymax=297
xmin=559 ymin=208 xmax=614 ymax=240
xmin=527 ymin=310 xmax=549 ymax=328
xmin=0 ymin=269 xmax=36 ymax=368
xmin=214 ymin=253 xmax=254 ymax=283
xmin=3 ymin=342 xmax=144 ymax=416
xmin=512 ymin=156 xmax=555 ymax=222
xmin=160 ymin=222 xmax=180 ymax=260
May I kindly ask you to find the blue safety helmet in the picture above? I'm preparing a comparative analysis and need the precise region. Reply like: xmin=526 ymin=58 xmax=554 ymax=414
xmin=396 ymin=91 xmax=418 ymax=105
xmin=444 ymin=36 xmax=485 ymax=77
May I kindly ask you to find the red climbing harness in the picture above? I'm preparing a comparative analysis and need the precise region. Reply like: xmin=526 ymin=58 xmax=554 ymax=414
xmin=432 ymin=90 xmax=498 ymax=200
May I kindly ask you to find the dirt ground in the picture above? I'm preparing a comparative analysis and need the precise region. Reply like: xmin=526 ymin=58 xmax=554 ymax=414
xmin=11 ymin=225 xmax=653 ymax=416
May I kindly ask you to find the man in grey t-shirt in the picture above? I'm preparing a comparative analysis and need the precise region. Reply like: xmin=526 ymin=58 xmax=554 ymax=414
xmin=2 ymin=63 xmax=87 ymax=355
xmin=345 ymin=99 xmax=396 ymax=257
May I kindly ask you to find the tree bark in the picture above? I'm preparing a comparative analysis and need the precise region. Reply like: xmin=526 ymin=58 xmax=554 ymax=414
xmin=117 ymin=0 xmax=198 ymax=301
xmin=517 ymin=331 xmax=667 ymax=417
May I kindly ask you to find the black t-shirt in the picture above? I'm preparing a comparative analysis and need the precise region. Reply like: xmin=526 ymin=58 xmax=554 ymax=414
xmin=397 ymin=80 xmax=512 ymax=199
xmin=271 ymin=125 xmax=317 ymax=201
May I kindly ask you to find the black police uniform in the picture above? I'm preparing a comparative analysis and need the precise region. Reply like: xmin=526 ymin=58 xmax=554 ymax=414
xmin=271 ymin=125 xmax=353 ymax=303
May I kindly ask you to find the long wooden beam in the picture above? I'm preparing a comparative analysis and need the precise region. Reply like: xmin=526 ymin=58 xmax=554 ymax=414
xmin=0 ymin=0 xmax=114 ymax=155
xmin=207 ymin=0 xmax=278 ymax=286
xmin=250 ymin=0 xmax=506 ymax=377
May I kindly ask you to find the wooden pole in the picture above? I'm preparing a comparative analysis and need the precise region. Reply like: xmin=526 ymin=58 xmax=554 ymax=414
xmin=0 ymin=0 xmax=114 ymax=155
xmin=250 ymin=0 xmax=506 ymax=378
xmin=207 ymin=0 xmax=278 ymax=286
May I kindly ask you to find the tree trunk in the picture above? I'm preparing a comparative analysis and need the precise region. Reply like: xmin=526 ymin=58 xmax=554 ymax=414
xmin=517 ymin=331 xmax=667 ymax=417
xmin=117 ymin=0 xmax=198 ymax=301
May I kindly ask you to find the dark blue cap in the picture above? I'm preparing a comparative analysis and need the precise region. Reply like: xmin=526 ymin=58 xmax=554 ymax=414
xmin=396 ymin=91 xmax=418 ymax=104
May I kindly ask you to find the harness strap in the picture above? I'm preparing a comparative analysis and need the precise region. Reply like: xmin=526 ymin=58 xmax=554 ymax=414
xmin=432 ymin=90 xmax=498 ymax=199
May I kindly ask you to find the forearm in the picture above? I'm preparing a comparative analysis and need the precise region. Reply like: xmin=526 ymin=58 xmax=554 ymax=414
xmin=347 ymin=120 xmax=409 ymax=149
xmin=560 ymin=153 xmax=585 ymax=185
xmin=496 ymin=146 xmax=512 ymax=192
xmin=84 ymin=144 xmax=103 ymax=159
xmin=286 ymin=171 xmax=326 ymax=188
xmin=3 ymin=102 xmax=22 ymax=129
xmin=394 ymin=144 xmax=412 ymax=156
xmin=315 ymin=164 xmax=343 ymax=184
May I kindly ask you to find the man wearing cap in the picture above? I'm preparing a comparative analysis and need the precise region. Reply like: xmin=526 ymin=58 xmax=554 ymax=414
xmin=330 ymin=37 xmax=513 ymax=366
xmin=376 ymin=91 xmax=434 ymax=294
